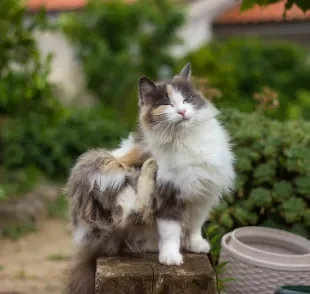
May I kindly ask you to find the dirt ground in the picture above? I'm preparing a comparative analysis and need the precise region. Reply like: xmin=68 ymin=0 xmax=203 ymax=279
xmin=0 ymin=219 xmax=72 ymax=294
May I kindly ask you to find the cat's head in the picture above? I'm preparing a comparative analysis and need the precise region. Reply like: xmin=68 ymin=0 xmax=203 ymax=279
xmin=138 ymin=63 xmax=217 ymax=136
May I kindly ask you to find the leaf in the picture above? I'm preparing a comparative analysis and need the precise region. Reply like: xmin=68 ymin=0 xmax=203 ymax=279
xmin=233 ymin=207 xmax=250 ymax=225
xmin=219 ymin=211 xmax=234 ymax=229
xmin=240 ymin=0 xmax=257 ymax=11
xmin=273 ymin=181 xmax=293 ymax=200
xmin=282 ymin=197 xmax=307 ymax=223
xmin=294 ymin=0 xmax=310 ymax=12
xmin=236 ymin=158 xmax=252 ymax=172
xmin=295 ymin=177 xmax=310 ymax=198
xmin=215 ymin=261 xmax=229 ymax=274
xmin=285 ymin=0 xmax=294 ymax=11
xmin=253 ymin=163 xmax=276 ymax=184
xmin=210 ymin=233 xmax=222 ymax=248
xmin=206 ymin=224 xmax=221 ymax=237
xmin=248 ymin=188 xmax=272 ymax=208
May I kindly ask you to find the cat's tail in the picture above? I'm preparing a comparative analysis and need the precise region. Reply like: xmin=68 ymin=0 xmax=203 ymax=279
xmin=66 ymin=245 xmax=98 ymax=294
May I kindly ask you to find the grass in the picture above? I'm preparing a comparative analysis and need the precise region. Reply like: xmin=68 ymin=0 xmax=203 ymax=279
xmin=14 ymin=269 xmax=27 ymax=280
xmin=47 ymin=253 xmax=70 ymax=262
xmin=1 ymin=222 xmax=37 ymax=240
xmin=47 ymin=194 xmax=68 ymax=219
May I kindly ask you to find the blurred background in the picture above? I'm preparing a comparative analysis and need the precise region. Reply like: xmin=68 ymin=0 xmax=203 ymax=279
xmin=0 ymin=0 xmax=310 ymax=293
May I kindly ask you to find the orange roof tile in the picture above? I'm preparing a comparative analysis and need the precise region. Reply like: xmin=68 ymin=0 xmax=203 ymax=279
xmin=216 ymin=0 xmax=310 ymax=24
xmin=27 ymin=0 xmax=86 ymax=10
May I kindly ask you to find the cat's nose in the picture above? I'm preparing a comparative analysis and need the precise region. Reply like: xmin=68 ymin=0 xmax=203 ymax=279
xmin=177 ymin=109 xmax=186 ymax=117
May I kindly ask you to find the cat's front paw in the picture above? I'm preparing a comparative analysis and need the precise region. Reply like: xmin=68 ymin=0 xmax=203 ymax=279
xmin=141 ymin=157 xmax=158 ymax=178
xmin=159 ymin=251 xmax=183 ymax=266
xmin=185 ymin=236 xmax=210 ymax=254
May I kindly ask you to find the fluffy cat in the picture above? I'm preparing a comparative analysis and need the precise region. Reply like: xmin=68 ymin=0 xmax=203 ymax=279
xmin=65 ymin=62 xmax=235 ymax=293
xmin=135 ymin=63 xmax=235 ymax=265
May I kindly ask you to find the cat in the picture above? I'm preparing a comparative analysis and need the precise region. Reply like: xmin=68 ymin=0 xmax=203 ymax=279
xmin=65 ymin=62 xmax=235 ymax=293
xmin=65 ymin=147 xmax=157 ymax=294
xmin=135 ymin=63 xmax=235 ymax=265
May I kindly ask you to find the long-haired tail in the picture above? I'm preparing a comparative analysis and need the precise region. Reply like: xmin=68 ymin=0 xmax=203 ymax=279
xmin=67 ymin=249 xmax=98 ymax=294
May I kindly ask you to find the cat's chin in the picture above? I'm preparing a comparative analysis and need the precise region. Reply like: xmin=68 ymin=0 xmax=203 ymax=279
xmin=175 ymin=117 xmax=191 ymax=125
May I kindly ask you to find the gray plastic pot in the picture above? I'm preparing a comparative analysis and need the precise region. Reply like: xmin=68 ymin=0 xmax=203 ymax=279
xmin=219 ymin=226 xmax=310 ymax=294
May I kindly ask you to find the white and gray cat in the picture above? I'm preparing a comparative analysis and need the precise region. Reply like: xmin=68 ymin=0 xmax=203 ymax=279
xmin=65 ymin=63 xmax=235 ymax=294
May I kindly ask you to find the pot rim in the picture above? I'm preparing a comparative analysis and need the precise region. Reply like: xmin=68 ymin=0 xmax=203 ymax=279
xmin=221 ymin=227 xmax=310 ymax=271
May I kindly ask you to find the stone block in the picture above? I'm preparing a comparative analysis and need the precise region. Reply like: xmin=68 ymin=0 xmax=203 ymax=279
xmin=96 ymin=253 xmax=216 ymax=294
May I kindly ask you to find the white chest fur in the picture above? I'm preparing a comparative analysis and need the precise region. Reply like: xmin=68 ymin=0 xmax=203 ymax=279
xmin=148 ymin=117 xmax=235 ymax=200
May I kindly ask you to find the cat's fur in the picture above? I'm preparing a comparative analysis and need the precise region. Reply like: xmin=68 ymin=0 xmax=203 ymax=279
xmin=65 ymin=148 xmax=157 ymax=294
xmin=134 ymin=63 xmax=235 ymax=265
xmin=65 ymin=63 xmax=235 ymax=293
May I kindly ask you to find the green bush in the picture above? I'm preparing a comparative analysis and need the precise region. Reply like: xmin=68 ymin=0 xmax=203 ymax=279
xmin=0 ymin=0 xmax=62 ymax=118
xmin=0 ymin=0 xmax=66 ymax=199
xmin=60 ymin=0 xmax=184 ymax=126
xmin=1 ymin=109 xmax=128 ymax=182
xmin=180 ymin=38 xmax=310 ymax=120
xmin=212 ymin=109 xmax=310 ymax=238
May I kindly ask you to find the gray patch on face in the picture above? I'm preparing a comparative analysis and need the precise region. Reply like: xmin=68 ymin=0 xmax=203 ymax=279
xmin=139 ymin=77 xmax=207 ymax=127
xmin=170 ymin=77 xmax=207 ymax=110
xmin=155 ymin=182 xmax=184 ymax=220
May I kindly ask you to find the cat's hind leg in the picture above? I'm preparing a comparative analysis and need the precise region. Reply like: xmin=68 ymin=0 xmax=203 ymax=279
xmin=135 ymin=157 xmax=158 ymax=223
xmin=113 ymin=158 xmax=157 ymax=228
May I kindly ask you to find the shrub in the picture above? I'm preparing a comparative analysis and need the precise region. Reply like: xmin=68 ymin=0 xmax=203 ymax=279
xmin=1 ymin=109 xmax=128 ymax=182
xmin=60 ymin=0 xmax=184 ymax=126
xmin=0 ymin=0 xmax=65 ymax=199
xmin=0 ymin=0 xmax=62 ymax=119
xmin=212 ymin=109 xmax=310 ymax=238
xmin=180 ymin=38 xmax=310 ymax=120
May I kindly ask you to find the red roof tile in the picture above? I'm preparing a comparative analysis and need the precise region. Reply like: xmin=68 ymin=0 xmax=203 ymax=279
xmin=216 ymin=0 xmax=310 ymax=24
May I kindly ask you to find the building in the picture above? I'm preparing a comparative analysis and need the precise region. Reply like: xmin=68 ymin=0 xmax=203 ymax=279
xmin=214 ymin=1 xmax=310 ymax=48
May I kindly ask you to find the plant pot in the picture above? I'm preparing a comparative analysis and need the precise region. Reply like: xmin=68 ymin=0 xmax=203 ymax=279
xmin=219 ymin=226 xmax=310 ymax=294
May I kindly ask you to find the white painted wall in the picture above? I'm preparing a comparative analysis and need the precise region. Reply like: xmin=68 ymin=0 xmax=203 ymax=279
xmin=34 ymin=30 xmax=97 ymax=107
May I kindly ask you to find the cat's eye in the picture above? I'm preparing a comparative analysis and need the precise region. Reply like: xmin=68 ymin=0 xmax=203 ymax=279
xmin=183 ymin=96 xmax=191 ymax=103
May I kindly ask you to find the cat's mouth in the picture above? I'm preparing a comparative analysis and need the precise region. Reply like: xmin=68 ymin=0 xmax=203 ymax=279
xmin=176 ymin=116 xmax=190 ymax=124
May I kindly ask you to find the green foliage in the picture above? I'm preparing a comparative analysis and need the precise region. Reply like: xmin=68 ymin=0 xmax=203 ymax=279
xmin=241 ymin=0 xmax=310 ymax=13
xmin=60 ymin=0 xmax=184 ymax=126
xmin=0 ymin=0 xmax=65 ymax=198
xmin=181 ymin=38 xmax=310 ymax=120
xmin=47 ymin=253 xmax=70 ymax=261
xmin=1 ymin=222 xmax=37 ymax=240
xmin=48 ymin=194 xmax=68 ymax=219
xmin=0 ymin=0 xmax=62 ymax=118
xmin=212 ymin=109 xmax=310 ymax=238
xmin=205 ymin=224 xmax=235 ymax=293
xmin=0 ymin=167 xmax=43 ymax=202
xmin=1 ymin=109 xmax=128 ymax=181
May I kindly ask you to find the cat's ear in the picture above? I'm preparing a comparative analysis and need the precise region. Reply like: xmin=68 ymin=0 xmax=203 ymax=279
xmin=138 ymin=77 xmax=156 ymax=104
xmin=177 ymin=62 xmax=192 ymax=81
